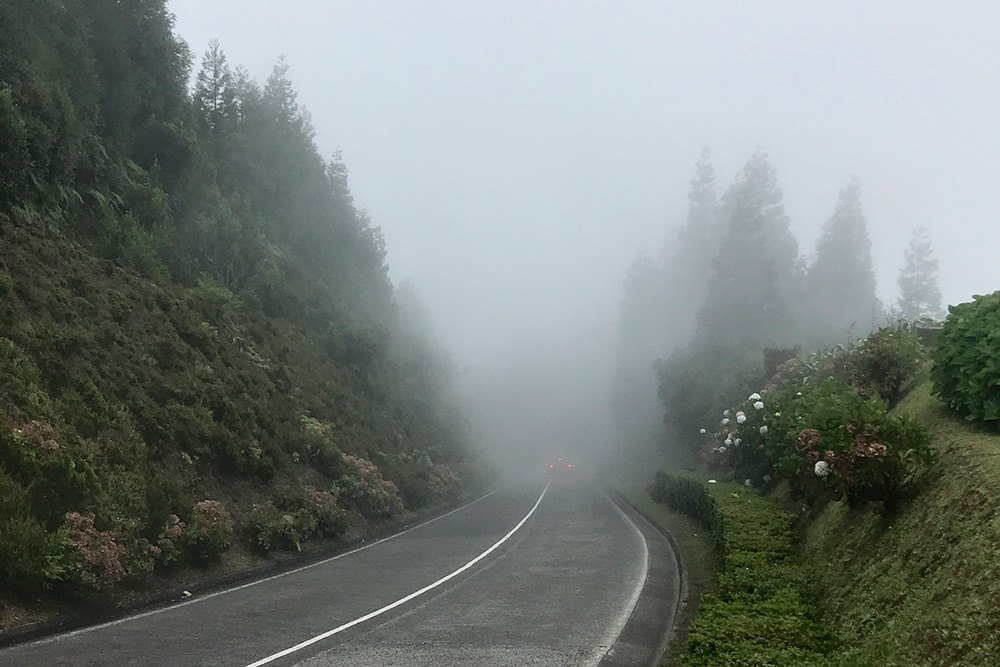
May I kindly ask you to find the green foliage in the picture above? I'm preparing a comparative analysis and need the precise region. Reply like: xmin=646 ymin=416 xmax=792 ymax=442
xmin=649 ymin=471 xmax=722 ymax=553
xmin=931 ymin=290 xmax=1000 ymax=423
xmin=334 ymin=455 xmax=404 ymax=520
xmin=0 ymin=0 xmax=475 ymax=604
xmin=650 ymin=474 xmax=832 ymax=665
xmin=248 ymin=487 xmax=345 ymax=553
xmin=183 ymin=500 xmax=233 ymax=562
xmin=801 ymin=381 xmax=1000 ymax=665
xmin=713 ymin=380 xmax=934 ymax=509
xmin=848 ymin=326 xmax=925 ymax=407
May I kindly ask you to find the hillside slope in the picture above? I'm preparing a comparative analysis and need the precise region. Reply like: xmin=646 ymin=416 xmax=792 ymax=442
xmin=803 ymin=380 xmax=1000 ymax=665
xmin=0 ymin=0 xmax=477 ymax=607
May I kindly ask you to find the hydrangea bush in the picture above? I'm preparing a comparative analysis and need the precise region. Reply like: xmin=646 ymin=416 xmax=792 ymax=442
xmin=931 ymin=290 xmax=1000 ymax=423
xmin=334 ymin=455 xmax=403 ymax=520
xmin=706 ymin=378 xmax=934 ymax=509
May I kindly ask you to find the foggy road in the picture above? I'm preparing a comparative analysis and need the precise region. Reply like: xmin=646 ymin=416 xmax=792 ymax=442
xmin=0 ymin=479 xmax=681 ymax=667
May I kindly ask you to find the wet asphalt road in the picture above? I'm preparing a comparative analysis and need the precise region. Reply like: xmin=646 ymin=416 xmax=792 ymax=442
xmin=1 ymin=478 xmax=679 ymax=666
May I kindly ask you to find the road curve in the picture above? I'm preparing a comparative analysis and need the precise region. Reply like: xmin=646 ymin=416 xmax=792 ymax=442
xmin=0 ymin=478 xmax=680 ymax=666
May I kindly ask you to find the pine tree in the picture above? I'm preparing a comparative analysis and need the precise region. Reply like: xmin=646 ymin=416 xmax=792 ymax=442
xmin=804 ymin=178 xmax=879 ymax=343
xmin=897 ymin=226 xmax=943 ymax=320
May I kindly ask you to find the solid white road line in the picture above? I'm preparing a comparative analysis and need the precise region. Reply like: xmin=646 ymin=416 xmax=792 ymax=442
xmin=586 ymin=490 xmax=651 ymax=667
xmin=26 ymin=490 xmax=498 ymax=647
xmin=243 ymin=481 xmax=551 ymax=667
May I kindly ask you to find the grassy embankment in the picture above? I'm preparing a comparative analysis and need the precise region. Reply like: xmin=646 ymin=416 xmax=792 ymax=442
xmin=633 ymin=380 xmax=1000 ymax=665
xmin=803 ymin=380 xmax=1000 ymax=665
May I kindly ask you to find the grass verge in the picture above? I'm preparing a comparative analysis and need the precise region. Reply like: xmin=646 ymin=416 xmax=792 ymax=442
xmin=618 ymin=484 xmax=716 ymax=666
xmin=643 ymin=471 xmax=832 ymax=665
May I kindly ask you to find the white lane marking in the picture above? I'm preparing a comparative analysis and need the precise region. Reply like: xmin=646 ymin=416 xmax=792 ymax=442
xmin=26 ymin=490 xmax=497 ymax=647
xmin=243 ymin=481 xmax=551 ymax=667
xmin=587 ymin=490 xmax=650 ymax=667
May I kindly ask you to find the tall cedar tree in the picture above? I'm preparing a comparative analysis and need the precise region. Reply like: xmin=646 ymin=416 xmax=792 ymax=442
xmin=695 ymin=150 xmax=799 ymax=351
xmin=662 ymin=147 xmax=721 ymax=348
xmin=805 ymin=178 xmax=879 ymax=344
xmin=897 ymin=226 xmax=943 ymax=320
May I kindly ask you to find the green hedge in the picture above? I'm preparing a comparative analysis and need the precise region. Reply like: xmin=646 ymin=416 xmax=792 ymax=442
xmin=650 ymin=472 xmax=833 ymax=665
xmin=931 ymin=290 xmax=1000 ymax=423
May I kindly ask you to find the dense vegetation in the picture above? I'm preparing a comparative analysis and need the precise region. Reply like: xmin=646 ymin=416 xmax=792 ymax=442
xmin=931 ymin=290 xmax=1000 ymax=423
xmin=649 ymin=472 xmax=831 ymax=665
xmin=612 ymin=149 xmax=944 ymax=454
xmin=639 ymin=288 xmax=999 ymax=664
xmin=0 ymin=0 xmax=475 ymax=603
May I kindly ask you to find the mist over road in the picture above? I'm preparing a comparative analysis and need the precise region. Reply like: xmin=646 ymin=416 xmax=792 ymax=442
xmin=1 ymin=479 xmax=680 ymax=666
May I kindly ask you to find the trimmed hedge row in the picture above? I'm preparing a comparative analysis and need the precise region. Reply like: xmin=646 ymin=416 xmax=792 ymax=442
xmin=649 ymin=471 xmax=833 ymax=665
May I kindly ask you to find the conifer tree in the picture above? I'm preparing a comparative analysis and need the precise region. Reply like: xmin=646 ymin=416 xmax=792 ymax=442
xmin=804 ymin=178 xmax=879 ymax=343
xmin=897 ymin=226 xmax=943 ymax=320
xmin=661 ymin=147 xmax=720 ymax=347
xmin=193 ymin=40 xmax=235 ymax=135
xmin=695 ymin=150 xmax=799 ymax=350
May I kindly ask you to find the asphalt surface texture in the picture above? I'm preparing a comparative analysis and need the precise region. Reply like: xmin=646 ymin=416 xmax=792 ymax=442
xmin=1 ymin=476 xmax=681 ymax=666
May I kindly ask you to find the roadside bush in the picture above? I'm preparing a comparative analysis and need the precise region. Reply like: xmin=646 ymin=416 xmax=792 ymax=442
xmin=183 ymin=499 xmax=233 ymax=562
xmin=848 ymin=326 xmax=925 ymax=407
xmin=335 ymin=455 xmax=403 ymax=519
xmin=931 ymin=290 xmax=1000 ymax=424
xmin=247 ymin=487 xmax=346 ymax=553
xmin=248 ymin=501 xmax=315 ymax=553
xmin=57 ymin=511 xmax=128 ymax=592
xmin=0 ymin=471 xmax=57 ymax=596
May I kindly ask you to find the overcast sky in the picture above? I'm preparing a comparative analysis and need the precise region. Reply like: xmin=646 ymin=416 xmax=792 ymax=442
xmin=170 ymin=0 xmax=998 ymax=378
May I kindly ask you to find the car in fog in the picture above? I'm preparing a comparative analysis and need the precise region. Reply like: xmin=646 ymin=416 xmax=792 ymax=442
xmin=548 ymin=457 xmax=573 ymax=476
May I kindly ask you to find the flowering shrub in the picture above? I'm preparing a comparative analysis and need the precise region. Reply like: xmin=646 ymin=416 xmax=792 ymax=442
xmin=335 ymin=455 xmax=403 ymax=519
xmin=707 ymin=379 xmax=934 ymax=508
xmin=18 ymin=420 xmax=60 ymax=452
xmin=60 ymin=512 xmax=127 ymax=591
xmin=931 ymin=290 xmax=1000 ymax=423
xmin=184 ymin=500 xmax=233 ymax=561
xmin=155 ymin=514 xmax=185 ymax=566
xmin=766 ymin=342 xmax=855 ymax=391
xmin=766 ymin=379 xmax=934 ymax=507
xmin=708 ymin=392 xmax=775 ymax=486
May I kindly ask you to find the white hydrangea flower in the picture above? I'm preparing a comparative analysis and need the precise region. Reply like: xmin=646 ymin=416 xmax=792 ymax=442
xmin=759 ymin=425 xmax=769 ymax=435
xmin=814 ymin=460 xmax=830 ymax=477
xmin=724 ymin=437 xmax=733 ymax=446
xmin=722 ymin=418 xmax=730 ymax=425
xmin=718 ymin=446 xmax=727 ymax=453
xmin=723 ymin=409 xmax=731 ymax=417
xmin=736 ymin=414 xmax=746 ymax=424
xmin=748 ymin=392 xmax=762 ymax=401
xmin=754 ymin=401 xmax=765 ymax=410
xmin=734 ymin=438 xmax=742 ymax=446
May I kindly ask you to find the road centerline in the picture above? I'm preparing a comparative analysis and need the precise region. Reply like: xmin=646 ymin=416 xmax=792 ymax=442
xmin=243 ymin=480 xmax=551 ymax=667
